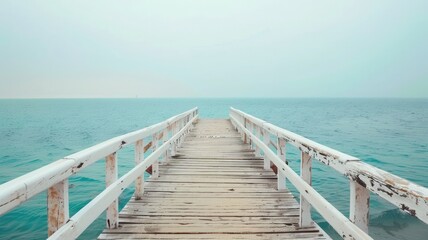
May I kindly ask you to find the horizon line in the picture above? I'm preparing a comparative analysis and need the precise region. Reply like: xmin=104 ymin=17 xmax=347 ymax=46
xmin=0 ymin=97 xmax=427 ymax=100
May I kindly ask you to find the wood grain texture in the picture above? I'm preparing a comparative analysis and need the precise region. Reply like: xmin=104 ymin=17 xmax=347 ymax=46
xmin=99 ymin=119 xmax=327 ymax=240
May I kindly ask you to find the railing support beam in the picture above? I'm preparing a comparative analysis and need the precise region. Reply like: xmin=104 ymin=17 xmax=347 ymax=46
xmin=350 ymin=181 xmax=370 ymax=233
xmin=47 ymin=179 xmax=69 ymax=236
xmin=106 ymin=152 xmax=118 ymax=229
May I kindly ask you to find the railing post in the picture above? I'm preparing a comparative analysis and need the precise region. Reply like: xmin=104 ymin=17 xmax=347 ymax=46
xmin=47 ymin=179 xmax=69 ymax=236
xmin=262 ymin=129 xmax=270 ymax=170
xmin=171 ymin=123 xmax=177 ymax=156
xmin=255 ymin=126 xmax=261 ymax=157
xmin=243 ymin=119 xmax=248 ymax=144
xmin=350 ymin=181 xmax=370 ymax=233
xmin=277 ymin=137 xmax=286 ymax=190
xmin=300 ymin=151 xmax=312 ymax=227
xmin=106 ymin=152 xmax=118 ymax=229
xmin=170 ymin=140 xmax=176 ymax=157
xmin=135 ymin=140 xmax=144 ymax=200
xmin=152 ymin=160 xmax=159 ymax=178
xmin=152 ymin=133 xmax=159 ymax=178
xmin=249 ymin=122 xmax=254 ymax=149
xmin=162 ymin=128 xmax=168 ymax=162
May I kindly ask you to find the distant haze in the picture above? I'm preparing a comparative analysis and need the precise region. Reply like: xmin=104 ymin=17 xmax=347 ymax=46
xmin=0 ymin=1 xmax=427 ymax=98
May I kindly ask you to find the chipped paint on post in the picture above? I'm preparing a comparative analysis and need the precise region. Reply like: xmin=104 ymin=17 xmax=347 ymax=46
xmin=262 ymin=129 xmax=271 ymax=170
xmin=249 ymin=122 xmax=255 ymax=149
xmin=105 ymin=153 xmax=118 ymax=229
xmin=277 ymin=137 xmax=286 ymax=190
xmin=152 ymin=133 xmax=158 ymax=153
xmin=346 ymin=161 xmax=428 ymax=224
xmin=243 ymin=118 xmax=248 ymax=144
xmin=163 ymin=128 xmax=168 ymax=162
xmin=350 ymin=181 xmax=370 ymax=233
xmin=300 ymin=151 xmax=312 ymax=227
xmin=254 ymin=126 xmax=261 ymax=157
xmin=47 ymin=179 xmax=69 ymax=236
xmin=134 ymin=140 xmax=144 ymax=200
xmin=152 ymin=161 xmax=159 ymax=178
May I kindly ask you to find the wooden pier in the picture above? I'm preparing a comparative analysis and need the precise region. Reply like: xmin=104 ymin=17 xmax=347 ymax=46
xmin=99 ymin=119 xmax=326 ymax=239
xmin=1 ymin=107 xmax=427 ymax=240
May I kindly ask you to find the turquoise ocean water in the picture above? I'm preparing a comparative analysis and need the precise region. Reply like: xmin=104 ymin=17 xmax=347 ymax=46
xmin=0 ymin=98 xmax=427 ymax=240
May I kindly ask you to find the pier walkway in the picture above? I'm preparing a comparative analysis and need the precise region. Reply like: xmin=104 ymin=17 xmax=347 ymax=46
xmin=99 ymin=119 xmax=326 ymax=239
xmin=1 ymin=107 xmax=427 ymax=240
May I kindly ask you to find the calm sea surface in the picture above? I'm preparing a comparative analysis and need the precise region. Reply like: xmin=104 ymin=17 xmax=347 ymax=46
xmin=0 ymin=98 xmax=427 ymax=240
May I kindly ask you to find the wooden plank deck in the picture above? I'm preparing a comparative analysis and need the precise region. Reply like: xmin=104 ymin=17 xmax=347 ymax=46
xmin=98 ymin=119 xmax=327 ymax=239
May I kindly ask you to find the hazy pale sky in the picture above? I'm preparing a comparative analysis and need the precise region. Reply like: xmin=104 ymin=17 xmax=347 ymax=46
xmin=0 ymin=1 xmax=427 ymax=98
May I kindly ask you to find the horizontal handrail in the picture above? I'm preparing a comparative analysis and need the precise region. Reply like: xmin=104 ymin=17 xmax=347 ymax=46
xmin=230 ymin=114 xmax=372 ymax=240
xmin=0 ymin=107 xmax=198 ymax=235
xmin=230 ymin=107 xmax=428 ymax=225
xmin=230 ymin=107 xmax=358 ymax=163
xmin=48 ymin=113 xmax=198 ymax=239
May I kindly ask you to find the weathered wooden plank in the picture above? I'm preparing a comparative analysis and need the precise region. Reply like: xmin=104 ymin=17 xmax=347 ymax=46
xmin=116 ymin=215 xmax=299 ymax=221
xmin=125 ymin=202 xmax=298 ymax=208
xmin=102 ymin=224 xmax=319 ymax=233
xmin=146 ymin=177 xmax=275 ymax=184
xmin=144 ymin=182 xmax=276 ymax=188
xmin=98 ymin=233 xmax=326 ymax=240
xmin=158 ymin=170 xmax=276 ymax=175
xmin=130 ymin=197 xmax=296 ymax=203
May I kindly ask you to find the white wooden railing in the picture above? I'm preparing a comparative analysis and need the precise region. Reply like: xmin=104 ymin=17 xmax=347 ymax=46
xmin=230 ymin=107 xmax=428 ymax=240
xmin=0 ymin=107 xmax=199 ymax=239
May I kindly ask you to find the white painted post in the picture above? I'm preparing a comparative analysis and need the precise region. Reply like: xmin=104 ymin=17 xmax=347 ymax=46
xmin=171 ymin=123 xmax=177 ymax=156
xmin=179 ymin=119 xmax=184 ymax=143
xmin=152 ymin=133 xmax=159 ymax=178
xmin=300 ymin=151 xmax=312 ymax=227
xmin=152 ymin=160 xmax=159 ymax=178
xmin=171 ymin=140 xmax=176 ymax=157
xmin=255 ymin=126 xmax=261 ymax=157
xmin=152 ymin=133 xmax=158 ymax=152
xmin=105 ymin=153 xmax=118 ymax=229
xmin=243 ymin=119 xmax=248 ymax=144
xmin=350 ymin=181 xmax=370 ymax=233
xmin=277 ymin=137 xmax=286 ymax=190
xmin=162 ymin=128 xmax=168 ymax=162
xmin=249 ymin=122 xmax=254 ymax=149
xmin=262 ymin=129 xmax=270 ymax=170
xmin=135 ymin=140 xmax=144 ymax=200
xmin=47 ymin=179 xmax=69 ymax=236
